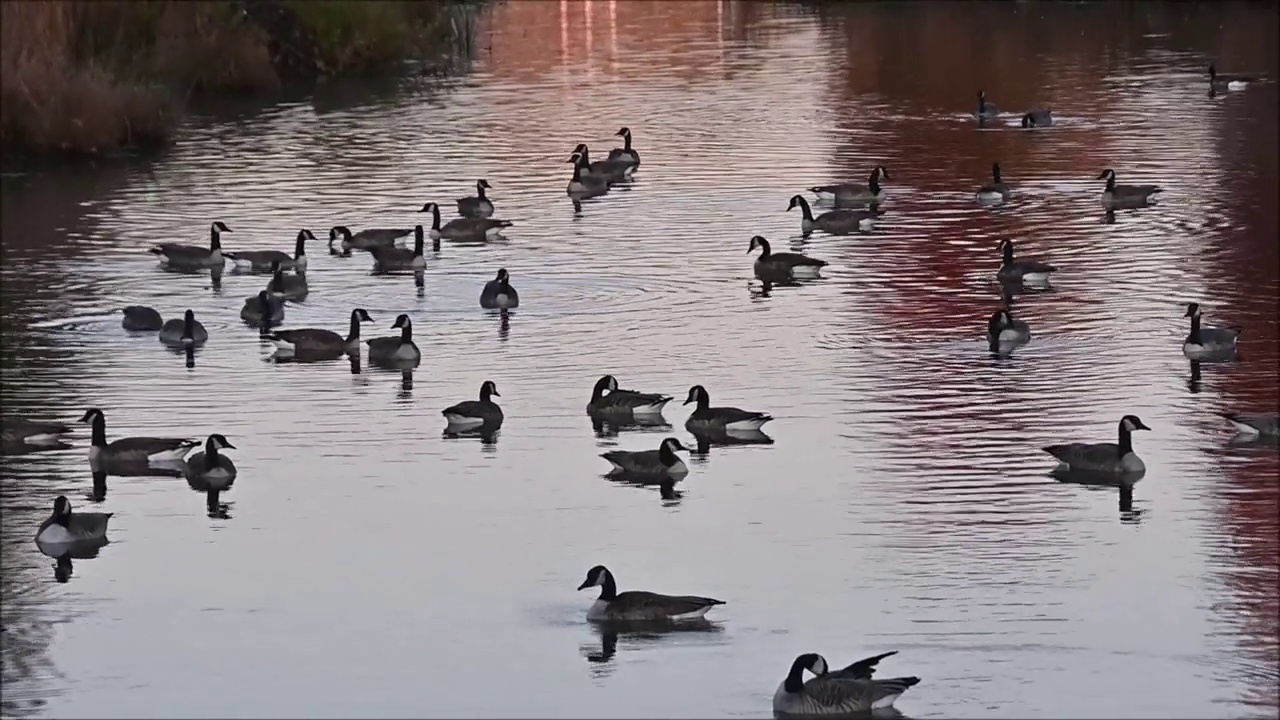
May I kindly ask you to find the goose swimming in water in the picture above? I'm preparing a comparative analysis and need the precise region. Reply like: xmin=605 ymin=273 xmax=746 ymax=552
xmin=996 ymin=239 xmax=1057 ymax=285
xmin=576 ymin=564 xmax=725 ymax=623
xmin=265 ymin=260 xmax=309 ymax=302
xmin=269 ymin=308 xmax=372 ymax=360
xmin=1021 ymin=108 xmax=1053 ymax=127
xmin=566 ymin=152 xmax=610 ymax=199
xmin=80 ymin=407 xmax=198 ymax=467
xmin=366 ymin=314 xmax=421 ymax=365
xmin=1043 ymin=415 xmax=1151 ymax=476
xmin=586 ymin=375 xmax=673 ymax=416
xmin=150 ymin=221 xmax=229 ymax=268
xmin=1097 ymin=169 xmax=1162 ymax=208
xmin=601 ymin=437 xmax=690 ymax=479
xmin=572 ymin=143 xmax=634 ymax=183
xmin=224 ymin=229 xmax=312 ymax=272
xmin=328 ymin=225 xmax=412 ymax=255
xmin=479 ymin=268 xmax=519 ymax=309
xmin=773 ymin=652 xmax=922 ymax=717
xmin=456 ymin=179 xmax=495 ymax=218
xmin=808 ymin=166 xmax=889 ymax=205
xmin=987 ymin=308 xmax=1031 ymax=350
xmin=788 ymin=195 xmax=879 ymax=235
xmin=442 ymin=380 xmax=503 ymax=429
xmin=240 ymin=290 xmax=284 ymax=326
xmin=1208 ymin=63 xmax=1257 ymax=92
xmin=2 ymin=416 xmax=72 ymax=451
xmin=1182 ymin=302 xmax=1240 ymax=358
xmin=184 ymin=434 xmax=237 ymax=511
xmin=976 ymin=162 xmax=1011 ymax=203
xmin=420 ymin=202 xmax=512 ymax=242
xmin=121 ymin=305 xmax=164 ymax=331
xmin=1217 ymin=412 xmax=1278 ymax=438
xmin=684 ymin=385 xmax=773 ymax=432
xmin=606 ymin=127 xmax=641 ymax=168
xmin=368 ymin=226 xmax=428 ymax=271
xmin=974 ymin=90 xmax=998 ymax=118
xmin=748 ymin=235 xmax=827 ymax=279
xmin=158 ymin=309 xmax=208 ymax=347
xmin=35 ymin=496 xmax=112 ymax=545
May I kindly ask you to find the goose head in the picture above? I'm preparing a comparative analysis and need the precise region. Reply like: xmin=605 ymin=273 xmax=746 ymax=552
xmin=1120 ymin=415 xmax=1151 ymax=433
xmin=206 ymin=433 xmax=236 ymax=451
xmin=786 ymin=195 xmax=808 ymax=212
xmin=353 ymin=308 xmax=373 ymax=324
xmin=211 ymin=221 xmax=231 ymax=235
xmin=1097 ymin=169 xmax=1116 ymax=181
xmin=593 ymin=375 xmax=620 ymax=394
xmin=660 ymin=437 xmax=690 ymax=455
xmin=783 ymin=653 xmax=830 ymax=692
xmin=480 ymin=380 xmax=500 ymax=399
xmin=477 ymin=179 xmax=492 ymax=191
xmin=495 ymin=268 xmax=510 ymax=284
xmin=391 ymin=313 xmax=412 ymax=330
xmin=614 ymin=127 xmax=631 ymax=139
xmin=992 ymin=162 xmax=1003 ymax=180
xmin=747 ymin=235 xmax=770 ymax=255
xmin=1183 ymin=302 xmax=1202 ymax=318
xmin=873 ymin=165 xmax=891 ymax=181
xmin=79 ymin=408 xmax=105 ymax=425
xmin=683 ymin=385 xmax=709 ymax=406
xmin=1208 ymin=64 xmax=1217 ymax=81
xmin=577 ymin=564 xmax=611 ymax=591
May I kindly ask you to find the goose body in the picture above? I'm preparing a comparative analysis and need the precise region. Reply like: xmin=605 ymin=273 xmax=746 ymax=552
xmin=150 ymin=221 xmax=229 ymax=268
xmin=240 ymin=290 xmax=284 ymax=326
xmin=1043 ymin=415 xmax=1150 ymax=475
xmin=158 ymin=309 xmax=208 ymax=346
xmin=601 ymin=437 xmax=690 ymax=479
xmin=996 ymin=239 xmax=1057 ymax=284
xmin=788 ymin=195 xmax=878 ymax=235
xmin=1209 ymin=64 xmax=1257 ymax=91
xmin=587 ymin=375 xmax=673 ymax=416
xmin=80 ymin=408 xmax=198 ymax=467
xmin=573 ymin=143 xmax=634 ymax=183
xmin=1182 ymin=303 xmax=1240 ymax=357
xmin=975 ymin=90 xmax=998 ymax=118
xmin=366 ymin=313 xmax=421 ymax=364
xmin=265 ymin=261 xmax=309 ymax=302
xmin=36 ymin=496 xmax=112 ymax=545
xmin=987 ymin=308 xmax=1031 ymax=349
xmin=808 ymin=166 xmax=888 ymax=205
xmin=577 ymin=565 xmax=724 ymax=623
xmin=479 ymin=268 xmax=519 ymax=309
xmin=369 ymin=226 xmax=428 ymax=270
xmin=328 ymin=225 xmax=412 ymax=254
xmin=566 ymin=152 xmax=610 ymax=198
xmin=269 ymin=308 xmax=372 ymax=359
xmin=2 ymin=416 xmax=72 ymax=448
xmin=977 ymin=162 xmax=1011 ymax=203
xmin=1021 ymin=108 xmax=1053 ymax=127
xmin=748 ymin=235 xmax=827 ymax=279
xmin=456 ymin=179 xmax=495 ymax=218
xmin=184 ymin=434 xmax=238 ymax=490
xmin=420 ymin=202 xmax=512 ymax=241
xmin=1098 ymin=169 xmax=1162 ymax=208
xmin=774 ymin=652 xmax=921 ymax=717
xmin=224 ymin=229 xmax=311 ymax=272
xmin=606 ymin=127 xmax=641 ymax=168
xmin=121 ymin=305 xmax=163 ymax=331
xmin=1218 ymin=412 xmax=1279 ymax=438
xmin=684 ymin=384 xmax=772 ymax=432
xmin=442 ymin=380 xmax=503 ymax=429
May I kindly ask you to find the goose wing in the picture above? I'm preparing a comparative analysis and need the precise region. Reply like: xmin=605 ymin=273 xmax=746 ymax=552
xmin=443 ymin=400 xmax=485 ymax=417
xmin=66 ymin=512 xmax=113 ymax=538
xmin=369 ymin=245 xmax=415 ymax=265
xmin=1200 ymin=325 xmax=1240 ymax=343
xmin=706 ymin=405 xmax=773 ymax=425
xmin=601 ymin=448 xmax=662 ymax=473
xmin=1219 ymin=412 xmax=1278 ymax=435
xmin=768 ymin=251 xmax=827 ymax=268
xmin=106 ymin=436 xmax=199 ymax=456
xmin=224 ymin=249 xmax=290 ymax=267
xmin=1042 ymin=442 xmax=1123 ymax=465
xmin=271 ymin=328 xmax=343 ymax=346
xmin=802 ymin=674 xmax=921 ymax=712
xmin=353 ymin=228 xmax=411 ymax=243
xmin=610 ymin=388 xmax=674 ymax=407
xmin=2 ymin=417 xmax=72 ymax=440
xmin=830 ymin=651 xmax=899 ymax=680
xmin=1015 ymin=259 xmax=1058 ymax=273
xmin=610 ymin=590 xmax=724 ymax=617
xmin=809 ymin=182 xmax=863 ymax=195
xmin=151 ymin=243 xmax=211 ymax=261
xmin=1114 ymin=183 xmax=1162 ymax=196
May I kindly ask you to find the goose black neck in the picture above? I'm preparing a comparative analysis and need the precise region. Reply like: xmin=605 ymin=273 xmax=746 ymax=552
xmin=868 ymin=176 xmax=881 ymax=193
xmin=993 ymin=165 xmax=1002 ymax=183
xmin=987 ymin=312 xmax=1004 ymax=340
xmin=479 ymin=385 xmax=493 ymax=403
xmin=756 ymin=238 xmax=772 ymax=259
xmin=400 ymin=320 xmax=413 ymax=343
xmin=580 ymin=146 xmax=592 ymax=164
xmin=476 ymin=182 xmax=487 ymax=199
xmin=590 ymin=377 xmax=610 ymax=403
xmin=1118 ymin=422 xmax=1133 ymax=455
xmin=347 ymin=312 xmax=362 ymax=343
xmin=1105 ymin=175 xmax=1116 ymax=191
xmin=271 ymin=268 xmax=283 ymax=292
xmin=659 ymin=443 xmax=678 ymax=466
xmin=90 ymin=414 xmax=107 ymax=447
xmin=430 ymin=205 xmax=441 ymax=231
xmin=205 ymin=438 xmax=220 ymax=470
xmin=183 ymin=312 xmax=195 ymax=339
xmin=413 ymin=231 xmax=425 ymax=257
xmin=210 ymin=226 xmax=222 ymax=250
xmin=695 ymin=389 xmax=710 ymax=411
xmin=783 ymin=657 xmax=808 ymax=693
xmin=295 ymin=233 xmax=306 ymax=257
xmin=1188 ymin=315 xmax=1201 ymax=343
xmin=796 ymin=197 xmax=814 ymax=222
xmin=623 ymin=133 xmax=632 ymax=151
xmin=597 ymin=571 xmax=618 ymax=601
xmin=1001 ymin=242 xmax=1014 ymax=266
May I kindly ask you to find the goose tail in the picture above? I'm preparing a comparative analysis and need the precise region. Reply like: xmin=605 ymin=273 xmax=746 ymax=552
xmin=869 ymin=676 xmax=922 ymax=709
xmin=148 ymin=246 xmax=164 ymax=255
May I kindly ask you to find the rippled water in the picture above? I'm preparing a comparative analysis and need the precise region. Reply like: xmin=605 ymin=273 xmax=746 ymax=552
xmin=2 ymin=2 xmax=1277 ymax=718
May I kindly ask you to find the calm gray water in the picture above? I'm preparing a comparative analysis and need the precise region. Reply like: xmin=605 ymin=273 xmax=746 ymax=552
xmin=2 ymin=2 xmax=1278 ymax=718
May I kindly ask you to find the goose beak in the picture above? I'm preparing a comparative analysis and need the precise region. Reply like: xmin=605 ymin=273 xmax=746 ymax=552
xmin=1096 ymin=170 xmax=1110 ymax=180
xmin=1134 ymin=420 xmax=1151 ymax=431
xmin=576 ymin=580 xmax=591 ymax=591
xmin=682 ymin=397 xmax=693 ymax=406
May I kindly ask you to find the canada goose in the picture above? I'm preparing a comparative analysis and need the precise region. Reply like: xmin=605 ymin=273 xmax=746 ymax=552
xmin=1021 ymin=108 xmax=1053 ymax=127
xmin=121 ymin=305 xmax=163 ymax=331
xmin=36 ymin=496 xmax=112 ymax=545
xmin=80 ymin=407 xmax=198 ymax=467
xmin=606 ymin=127 xmax=641 ymax=167
xmin=601 ymin=437 xmax=690 ymax=479
xmin=659 ymin=477 xmax=682 ymax=501
xmin=987 ymin=308 xmax=1031 ymax=350
xmin=184 ymin=434 xmax=237 ymax=489
xmin=1209 ymin=63 xmax=1257 ymax=91
xmin=240 ymin=290 xmax=284 ymax=326
xmin=787 ymin=195 xmax=879 ymax=235
xmin=369 ymin=226 xmax=427 ymax=271
xmin=442 ymin=380 xmax=503 ymax=428
xmin=265 ymin=260 xmax=308 ymax=302
xmin=566 ymin=152 xmax=610 ymax=198
xmin=975 ymin=90 xmax=999 ymax=118
xmin=1097 ymin=169 xmax=1162 ymax=208
xmin=479 ymin=268 xmax=519 ymax=309
xmin=2 ymin=416 xmax=72 ymax=449
xmin=576 ymin=565 xmax=725 ymax=623
xmin=419 ymin=202 xmax=512 ymax=242
xmin=587 ymin=375 xmax=673 ymax=415
xmin=748 ymin=235 xmax=828 ymax=279
xmin=158 ymin=309 xmax=208 ymax=346
xmin=364 ymin=313 xmax=421 ymax=364
xmin=573 ymin=143 xmax=634 ymax=182
xmin=976 ymin=162 xmax=1011 ymax=202
xmin=808 ymin=166 xmax=889 ymax=205
xmin=996 ymin=239 xmax=1057 ymax=284
xmin=268 ymin=308 xmax=372 ymax=359
xmin=150 ymin=221 xmax=229 ymax=267
xmin=1217 ymin=412 xmax=1279 ymax=438
xmin=684 ymin=385 xmax=773 ymax=432
xmin=328 ymin=225 xmax=412 ymax=254
xmin=773 ymin=652 xmax=921 ymax=716
xmin=456 ymin=180 xmax=495 ymax=218
xmin=224 ymin=229 xmax=310 ymax=272
xmin=1043 ymin=415 xmax=1151 ymax=475
xmin=1182 ymin=303 xmax=1240 ymax=357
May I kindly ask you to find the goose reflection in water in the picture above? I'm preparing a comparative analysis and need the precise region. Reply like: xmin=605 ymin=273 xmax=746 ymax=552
xmin=1052 ymin=469 xmax=1145 ymax=524
xmin=688 ymin=426 xmax=774 ymax=457
xmin=578 ymin=620 xmax=726 ymax=678
xmin=89 ymin=465 xmax=184 ymax=502
xmin=498 ymin=308 xmax=511 ymax=342
xmin=591 ymin=413 xmax=671 ymax=438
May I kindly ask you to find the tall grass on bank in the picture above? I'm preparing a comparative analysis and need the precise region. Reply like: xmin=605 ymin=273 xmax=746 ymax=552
xmin=0 ymin=1 xmax=480 ymax=159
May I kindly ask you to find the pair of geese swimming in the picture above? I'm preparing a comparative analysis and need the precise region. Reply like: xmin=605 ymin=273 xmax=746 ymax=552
xmin=575 ymin=564 xmax=921 ymax=715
